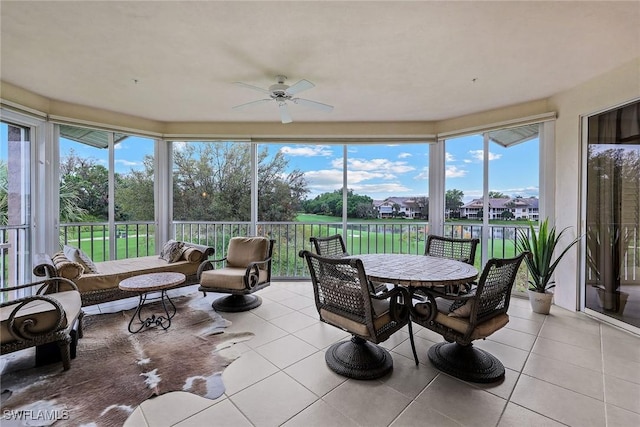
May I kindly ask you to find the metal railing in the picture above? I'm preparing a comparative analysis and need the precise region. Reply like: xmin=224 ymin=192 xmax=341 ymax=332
xmin=56 ymin=220 xmax=535 ymax=277
xmin=5 ymin=219 xmax=636 ymax=302
xmin=1 ymin=224 xmax=31 ymax=302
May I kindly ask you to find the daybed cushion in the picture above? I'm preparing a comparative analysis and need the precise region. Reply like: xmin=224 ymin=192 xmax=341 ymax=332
xmin=0 ymin=290 xmax=81 ymax=345
xmin=76 ymin=256 xmax=200 ymax=293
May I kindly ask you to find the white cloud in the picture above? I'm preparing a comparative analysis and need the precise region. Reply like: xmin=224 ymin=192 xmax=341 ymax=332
xmin=445 ymin=152 xmax=455 ymax=162
xmin=334 ymin=157 xmax=415 ymax=174
xmin=349 ymin=182 xmax=412 ymax=195
xmin=414 ymin=167 xmax=429 ymax=180
xmin=116 ymin=159 xmax=139 ymax=167
xmin=280 ymin=145 xmax=332 ymax=156
xmin=304 ymin=169 xmax=343 ymax=186
xmin=446 ymin=165 xmax=467 ymax=178
xmin=468 ymin=150 xmax=502 ymax=162
xmin=172 ymin=141 xmax=187 ymax=151
xmin=398 ymin=152 xmax=412 ymax=159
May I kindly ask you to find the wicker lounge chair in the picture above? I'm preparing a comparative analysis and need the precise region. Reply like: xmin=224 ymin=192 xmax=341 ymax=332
xmin=299 ymin=250 xmax=418 ymax=379
xmin=1 ymin=277 xmax=84 ymax=371
xmin=310 ymin=234 xmax=349 ymax=257
xmin=411 ymin=252 xmax=528 ymax=383
xmin=198 ymin=237 xmax=275 ymax=312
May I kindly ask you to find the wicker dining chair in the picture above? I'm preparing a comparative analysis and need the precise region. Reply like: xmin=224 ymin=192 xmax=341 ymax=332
xmin=310 ymin=234 xmax=392 ymax=294
xmin=299 ymin=250 xmax=418 ymax=379
xmin=424 ymin=235 xmax=480 ymax=295
xmin=411 ymin=252 xmax=528 ymax=383
xmin=310 ymin=234 xmax=349 ymax=257
xmin=425 ymin=235 xmax=479 ymax=265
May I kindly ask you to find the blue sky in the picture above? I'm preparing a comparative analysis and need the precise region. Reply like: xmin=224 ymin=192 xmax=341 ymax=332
xmin=53 ymin=133 xmax=539 ymax=204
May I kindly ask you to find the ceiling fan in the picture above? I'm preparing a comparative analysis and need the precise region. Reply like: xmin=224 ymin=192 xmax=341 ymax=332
xmin=232 ymin=75 xmax=334 ymax=124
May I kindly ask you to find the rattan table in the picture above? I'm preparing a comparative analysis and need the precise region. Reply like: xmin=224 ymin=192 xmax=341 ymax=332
xmin=118 ymin=272 xmax=186 ymax=333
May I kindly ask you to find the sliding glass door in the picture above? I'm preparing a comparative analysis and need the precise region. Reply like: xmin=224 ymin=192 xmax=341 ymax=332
xmin=584 ymin=100 xmax=640 ymax=329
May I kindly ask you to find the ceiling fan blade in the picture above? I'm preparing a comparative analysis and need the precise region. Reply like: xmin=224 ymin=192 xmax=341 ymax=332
xmin=233 ymin=81 xmax=271 ymax=95
xmin=292 ymin=98 xmax=334 ymax=112
xmin=278 ymin=103 xmax=293 ymax=124
xmin=285 ymin=79 xmax=315 ymax=96
xmin=232 ymin=98 xmax=272 ymax=110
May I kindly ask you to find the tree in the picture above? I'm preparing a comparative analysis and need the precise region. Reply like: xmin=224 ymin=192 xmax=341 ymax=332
xmin=391 ymin=203 xmax=401 ymax=218
xmin=60 ymin=150 xmax=116 ymax=221
xmin=445 ymin=189 xmax=464 ymax=218
xmin=488 ymin=191 xmax=507 ymax=198
xmin=347 ymin=193 xmax=375 ymax=219
xmin=501 ymin=210 xmax=515 ymax=220
xmin=116 ymin=155 xmax=155 ymax=221
xmin=302 ymin=189 xmax=375 ymax=218
xmin=412 ymin=196 xmax=429 ymax=219
xmin=172 ymin=142 xmax=307 ymax=222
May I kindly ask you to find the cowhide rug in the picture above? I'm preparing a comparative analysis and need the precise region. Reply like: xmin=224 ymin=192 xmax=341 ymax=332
xmin=0 ymin=293 xmax=253 ymax=427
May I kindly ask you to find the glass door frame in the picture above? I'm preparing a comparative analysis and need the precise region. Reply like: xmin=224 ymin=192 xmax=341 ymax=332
xmin=580 ymin=98 xmax=640 ymax=335
xmin=1 ymin=107 xmax=49 ymax=289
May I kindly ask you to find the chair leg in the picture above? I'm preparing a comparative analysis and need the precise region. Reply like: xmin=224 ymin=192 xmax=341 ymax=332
xmin=407 ymin=320 xmax=419 ymax=365
xmin=57 ymin=336 xmax=72 ymax=371
xmin=77 ymin=311 xmax=85 ymax=339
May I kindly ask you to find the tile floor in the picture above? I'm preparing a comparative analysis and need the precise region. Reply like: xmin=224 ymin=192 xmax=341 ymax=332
xmin=87 ymin=282 xmax=640 ymax=427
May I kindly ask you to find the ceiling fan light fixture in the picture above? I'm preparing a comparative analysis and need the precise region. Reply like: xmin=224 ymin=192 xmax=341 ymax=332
xmin=233 ymin=75 xmax=333 ymax=123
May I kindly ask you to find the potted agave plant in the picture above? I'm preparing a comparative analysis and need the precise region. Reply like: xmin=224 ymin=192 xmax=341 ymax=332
xmin=516 ymin=218 xmax=582 ymax=314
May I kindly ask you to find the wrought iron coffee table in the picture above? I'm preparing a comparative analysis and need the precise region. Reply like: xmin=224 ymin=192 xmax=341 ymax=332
xmin=118 ymin=272 xmax=186 ymax=333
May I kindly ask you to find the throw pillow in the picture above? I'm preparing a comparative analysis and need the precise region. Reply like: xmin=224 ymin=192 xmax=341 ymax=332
xmin=448 ymin=298 xmax=475 ymax=318
xmin=159 ymin=240 xmax=185 ymax=263
xmin=52 ymin=252 xmax=84 ymax=280
xmin=182 ymin=247 xmax=204 ymax=263
xmin=63 ymin=245 xmax=99 ymax=274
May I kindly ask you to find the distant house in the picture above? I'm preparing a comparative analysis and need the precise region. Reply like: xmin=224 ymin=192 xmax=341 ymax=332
xmin=373 ymin=196 xmax=427 ymax=219
xmin=460 ymin=197 xmax=539 ymax=220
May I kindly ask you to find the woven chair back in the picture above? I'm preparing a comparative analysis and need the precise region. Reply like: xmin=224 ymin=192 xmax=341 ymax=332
xmin=303 ymin=252 xmax=372 ymax=322
xmin=310 ymin=234 xmax=349 ymax=258
xmin=425 ymin=235 xmax=479 ymax=265
xmin=473 ymin=252 xmax=528 ymax=322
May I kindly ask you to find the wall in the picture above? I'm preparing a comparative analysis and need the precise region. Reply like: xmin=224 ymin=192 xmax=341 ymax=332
xmin=549 ymin=58 xmax=640 ymax=310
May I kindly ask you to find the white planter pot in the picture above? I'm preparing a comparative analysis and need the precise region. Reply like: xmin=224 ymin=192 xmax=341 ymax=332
xmin=528 ymin=290 xmax=553 ymax=314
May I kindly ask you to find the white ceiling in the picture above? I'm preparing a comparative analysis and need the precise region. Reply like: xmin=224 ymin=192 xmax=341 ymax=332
xmin=1 ymin=1 xmax=639 ymax=124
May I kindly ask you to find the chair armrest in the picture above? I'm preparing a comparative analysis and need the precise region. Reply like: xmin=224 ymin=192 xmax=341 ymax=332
xmin=409 ymin=286 xmax=476 ymax=324
xmin=196 ymin=257 xmax=228 ymax=279
xmin=244 ymin=256 xmax=272 ymax=288
xmin=1 ymin=294 xmax=67 ymax=341
xmin=33 ymin=253 xmax=57 ymax=278
xmin=1 ymin=277 xmax=79 ymax=296
xmin=371 ymin=285 xmax=411 ymax=324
